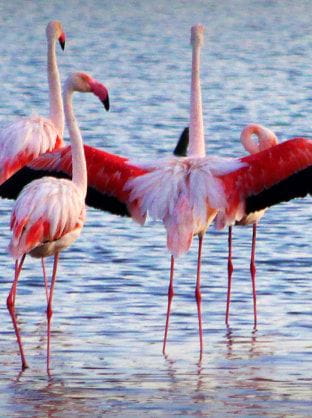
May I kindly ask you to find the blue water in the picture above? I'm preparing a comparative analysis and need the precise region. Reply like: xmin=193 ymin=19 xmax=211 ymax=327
xmin=0 ymin=0 xmax=311 ymax=415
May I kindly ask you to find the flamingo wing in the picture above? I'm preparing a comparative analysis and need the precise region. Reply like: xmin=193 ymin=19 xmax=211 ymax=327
xmin=9 ymin=177 xmax=85 ymax=258
xmin=0 ymin=116 xmax=63 ymax=184
xmin=0 ymin=145 xmax=148 ymax=217
xmin=2 ymin=138 xmax=312 ymax=229
xmin=218 ymin=137 xmax=312 ymax=228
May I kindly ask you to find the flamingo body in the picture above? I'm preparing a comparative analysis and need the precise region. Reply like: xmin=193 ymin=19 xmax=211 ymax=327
xmin=127 ymin=156 xmax=244 ymax=257
xmin=9 ymin=177 xmax=85 ymax=259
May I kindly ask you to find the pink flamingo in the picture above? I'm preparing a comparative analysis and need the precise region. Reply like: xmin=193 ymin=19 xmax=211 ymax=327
xmin=225 ymin=123 xmax=278 ymax=327
xmin=127 ymin=24 xmax=244 ymax=359
xmin=0 ymin=21 xmax=66 ymax=185
xmin=6 ymin=72 xmax=109 ymax=372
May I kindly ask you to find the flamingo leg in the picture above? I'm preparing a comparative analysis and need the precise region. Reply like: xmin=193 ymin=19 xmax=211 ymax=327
xmin=225 ymin=226 xmax=233 ymax=325
xmin=163 ymin=255 xmax=175 ymax=355
xmin=41 ymin=257 xmax=49 ymax=304
xmin=46 ymin=252 xmax=59 ymax=373
xmin=195 ymin=233 xmax=204 ymax=361
xmin=250 ymin=223 xmax=257 ymax=328
xmin=12 ymin=255 xmax=26 ymax=306
xmin=7 ymin=254 xmax=28 ymax=370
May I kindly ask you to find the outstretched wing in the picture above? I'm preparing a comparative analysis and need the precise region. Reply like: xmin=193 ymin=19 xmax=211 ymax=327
xmin=9 ymin=177 xmax=85 ymax=258
xmin=0 ymin=115 xmax=63 ymax=184
xmin=217 ymin=137 xmax=312 ymax=228
xmin=2 ymin=137 xmax=312 ymax=230
xmin=0 ymin=145 xmax=148 ymax=217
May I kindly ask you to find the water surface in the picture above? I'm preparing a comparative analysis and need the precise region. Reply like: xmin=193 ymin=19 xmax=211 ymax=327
xmin=0 ymin=0 xmax=311 ymax=415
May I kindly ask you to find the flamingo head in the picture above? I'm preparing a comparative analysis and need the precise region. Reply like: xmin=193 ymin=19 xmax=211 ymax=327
xmin=191 ymin=24 xmax=204 ymax=48
xmin=46 ymin=20 xmax=66 ymax=50
xmin=240 ymin=123 xmax=279 ymax=154
xmin=65 ymin=72 xmax=110 ymax=111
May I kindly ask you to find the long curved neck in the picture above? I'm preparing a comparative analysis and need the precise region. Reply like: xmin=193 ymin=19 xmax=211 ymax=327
xmin=63 ymin=87 xmax=87 ymax=197
xmin=47 ymin=37 xmax=64 ymax=137
xmin=241 ymin=124 xmax=278 ymax=154
xmin=189 ymin=37 xmax=205 ymax=157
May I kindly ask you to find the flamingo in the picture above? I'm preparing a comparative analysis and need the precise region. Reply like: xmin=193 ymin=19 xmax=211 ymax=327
xmin=126 ymin=24 xmax=241 ymax=358
xmin=6 ymin=72 xmax=110 ymax=372
xmin=0 ymin=20 xmax=66 ymax=185
xmin=174 ymin=123 xmax=279 ymax=327
xmin=224 ymin=123 xmax=278 ymax=327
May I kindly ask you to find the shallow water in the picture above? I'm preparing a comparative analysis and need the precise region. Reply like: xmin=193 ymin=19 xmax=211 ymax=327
xmin=0 ymin=0 xmax=311 ymax=415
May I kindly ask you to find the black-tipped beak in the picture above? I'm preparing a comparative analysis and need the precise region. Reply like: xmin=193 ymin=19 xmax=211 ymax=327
xmin=59 ymin=39 xmax=65 ymax=50
xmin=102 ymin=95 xmax=110 ymax=111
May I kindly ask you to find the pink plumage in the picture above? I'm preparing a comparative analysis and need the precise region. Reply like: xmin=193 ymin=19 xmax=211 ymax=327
xmin=6 ymin=72 xmax=110 ymax=373
xmin=0 ymin=21 xmax=66 ymax=185
xmin=9 ymin=177 xmax=85 ymax=259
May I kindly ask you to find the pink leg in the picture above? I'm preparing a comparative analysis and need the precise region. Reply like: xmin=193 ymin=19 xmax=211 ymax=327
xmin=12 ymin=255 xmax=26 ymax=306
xmin=46 ymin=252 xmax=59 ymax=373
xmin=250 ymin=223 xmax=257 ymax=328
xmin=163 ymin=255 xmax=175 ymax=355
xmin=41 ymin=257 xmax=49 ymax=304
xmin=195 ymin=234 xmax=204 ymax=361
xmin=7 ymin=255 xmax=28 ymax=370
xmin=225 ymin=226 xmax=233 ymax=325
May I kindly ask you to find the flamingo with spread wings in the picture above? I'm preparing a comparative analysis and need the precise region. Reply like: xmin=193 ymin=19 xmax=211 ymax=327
xmin=127 ymin=25 xmax=220 ymax=358
xmin=6 ymin=72 xmax=109 ymax=372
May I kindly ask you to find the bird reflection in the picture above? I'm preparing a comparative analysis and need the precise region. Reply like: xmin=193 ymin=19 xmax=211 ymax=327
xmin=224 ymin=326 xmax=259 ymax=360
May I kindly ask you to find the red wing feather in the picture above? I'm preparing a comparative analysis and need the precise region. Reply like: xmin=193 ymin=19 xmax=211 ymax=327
xmin=29 ymin=145 xmax=148 ymax=205
xmin=221 ymin=138 xmax=312 ymax=222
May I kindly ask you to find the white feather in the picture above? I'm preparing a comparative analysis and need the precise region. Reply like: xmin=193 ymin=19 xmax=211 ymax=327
xmin=0 ymin=115 xmax=62 ymax=183
xmin=127 ymin=156 xmax=245 ymax=222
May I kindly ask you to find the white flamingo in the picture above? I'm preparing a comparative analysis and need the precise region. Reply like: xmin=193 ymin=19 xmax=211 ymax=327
xmin=6 ymin=72 xmax=110 ymax=372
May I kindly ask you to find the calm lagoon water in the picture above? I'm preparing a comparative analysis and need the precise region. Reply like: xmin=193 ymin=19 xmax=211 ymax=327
xmin=0 ymin=0 xmax=311 ymax=415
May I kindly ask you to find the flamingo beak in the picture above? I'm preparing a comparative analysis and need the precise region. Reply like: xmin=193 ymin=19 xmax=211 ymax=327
xmin=102 ymin=95 xmax=110 ymax=111
xmin=89 ymin=79 xmax=110 ymax=111
xmin=59 ymin=33 xmax=66 ymax=50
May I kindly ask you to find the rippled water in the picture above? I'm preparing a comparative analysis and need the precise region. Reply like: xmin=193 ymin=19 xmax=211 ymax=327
xmin=0 ymin=0 xmax=311 ymax=415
